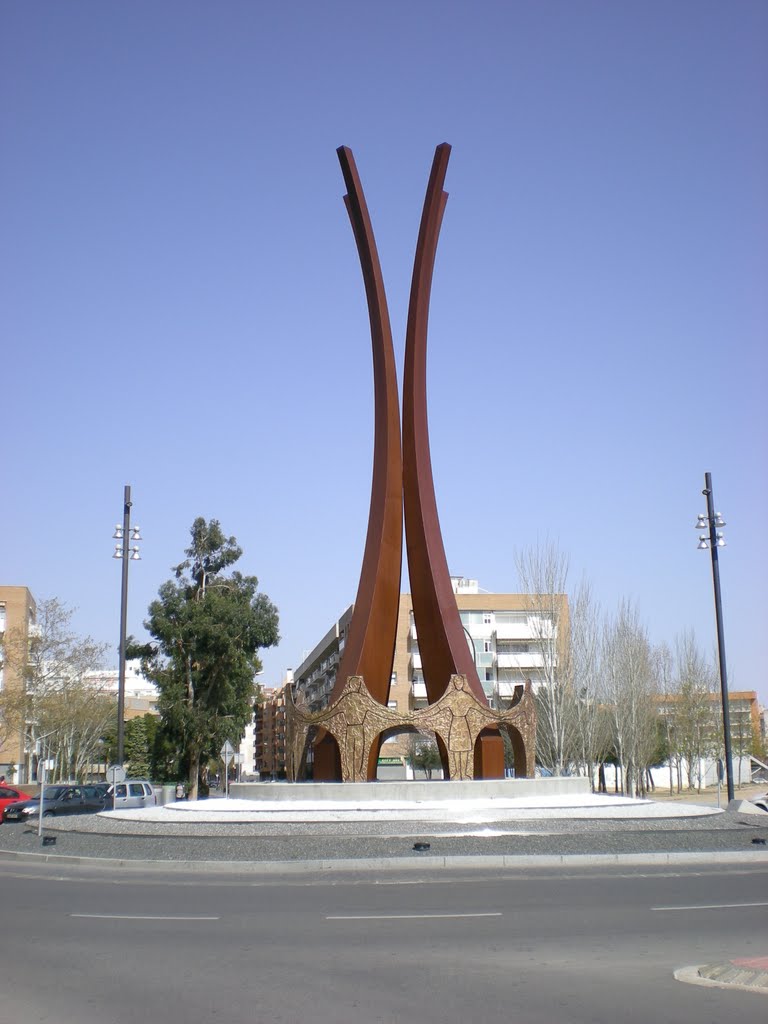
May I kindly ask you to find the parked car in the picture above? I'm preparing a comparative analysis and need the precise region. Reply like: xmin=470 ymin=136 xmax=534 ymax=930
xmin=2 ymin=784 xmax=108 ymax=822
xmin=0 ymin=785 xmax=33 ymax=817
xmin=106 ymin=780 xmax=157 ymax=809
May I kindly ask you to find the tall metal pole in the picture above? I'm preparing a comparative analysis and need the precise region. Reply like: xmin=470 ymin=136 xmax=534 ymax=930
xmin=703 ymin=472 xmax=734 ymax=803
xmin=117 ymin=484 xmax=131 ymax=766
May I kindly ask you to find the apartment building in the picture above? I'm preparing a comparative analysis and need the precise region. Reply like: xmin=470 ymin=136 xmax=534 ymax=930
xmin=0 ymin=586 xmax=37 ymax=780
xmin=293 ymin=578 xmax=566 ymax=711
xmin=657 ymin=689 xmax=763 ymax=760
xmin=85 ymin=662 xmax=159 ymax=720
xmin=397 ymin=578 xmax=567 ymax=711
xmin=290 ymin=579 xmax=567 ymax=771
xmin=253 ymin=675 xmax=292 ymax=778
xmin=292 ymin=607 xmax=353 ymax=713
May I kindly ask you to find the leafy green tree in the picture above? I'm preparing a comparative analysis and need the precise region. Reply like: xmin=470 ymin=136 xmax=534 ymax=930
xmin=122 ymin=715 xmax=156 ymax=778
xmin=149 ymin=719 xmax=181 ymax=784
xmin=133 ymin=518 xmax=279 ymax=798
xmin=406 ymin=732 xmax=443 ymax=779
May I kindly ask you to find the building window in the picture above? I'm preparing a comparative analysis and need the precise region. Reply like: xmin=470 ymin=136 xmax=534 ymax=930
xmin=483 ymin=612 xmax=492 ymax=625
xmin=483 ymin=639 xmax=493 ymax=653
xmin=485 ymin=669 xmax=494 ymax=682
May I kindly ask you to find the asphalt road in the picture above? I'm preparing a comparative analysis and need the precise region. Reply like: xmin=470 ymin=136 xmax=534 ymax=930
xmin=0 ymin=860 xmax=765 ymax=1023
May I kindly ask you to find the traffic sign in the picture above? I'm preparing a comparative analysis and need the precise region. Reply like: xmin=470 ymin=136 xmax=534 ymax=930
xmin=106 ymin=764 xmax=127 ymax=784
xmin=220 ymin=741 xmax=235 ymax=760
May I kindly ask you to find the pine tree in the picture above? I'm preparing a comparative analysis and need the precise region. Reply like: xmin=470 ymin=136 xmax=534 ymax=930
xmin=134 ymin=518 xmax=279 ymax=798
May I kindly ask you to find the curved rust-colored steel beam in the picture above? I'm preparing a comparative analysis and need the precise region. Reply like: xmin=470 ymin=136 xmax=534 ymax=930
xmin=328 ymin=146 xmax=403 ymax=709
xmin=402 ymin=143 xmax=489 ymax=710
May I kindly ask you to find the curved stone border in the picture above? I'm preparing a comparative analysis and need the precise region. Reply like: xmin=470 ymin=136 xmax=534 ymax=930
xmin=0 ymin=849 xmax=766 ymax=877
xmin=674 ymin=962 xmax=768 ymax=995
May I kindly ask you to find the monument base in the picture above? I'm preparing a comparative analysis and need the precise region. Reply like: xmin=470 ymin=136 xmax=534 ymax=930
xmin=230 ymin=776 xmax=590 ymax=805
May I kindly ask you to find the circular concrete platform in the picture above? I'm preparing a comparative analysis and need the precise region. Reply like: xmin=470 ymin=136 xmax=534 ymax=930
xmin=101 ymin=792 xmax=724 ymax=824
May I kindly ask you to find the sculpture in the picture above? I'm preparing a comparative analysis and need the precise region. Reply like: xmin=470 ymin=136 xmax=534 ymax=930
xmin=306 ymin=145 xmax=534 ymax=782
xmin=288 ymin=675 xmax=536 ymax=783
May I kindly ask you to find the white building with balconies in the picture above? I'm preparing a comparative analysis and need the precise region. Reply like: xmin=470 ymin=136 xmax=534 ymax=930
xmin=293 ymin=579 xmax=568 ymax=715
xmin=405 ymin=578 xmax=564 ymax=708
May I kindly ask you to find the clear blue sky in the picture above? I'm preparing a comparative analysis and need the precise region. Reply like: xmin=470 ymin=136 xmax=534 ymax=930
xmin=2 ymin=2 xmax=766 ymax=704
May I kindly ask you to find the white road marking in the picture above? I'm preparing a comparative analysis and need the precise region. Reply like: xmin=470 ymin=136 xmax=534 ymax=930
xmin=70 ymin=913 xmax=220 ymax=920
xmin=326 ymin=912 xmax=502 ymax=920
xmin=653 ymin=901 xmax=768 ymax=912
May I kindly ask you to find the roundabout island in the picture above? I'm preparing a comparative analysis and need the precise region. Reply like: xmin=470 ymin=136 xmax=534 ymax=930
xmin=3 ymin=781 xmax=765 ymax=874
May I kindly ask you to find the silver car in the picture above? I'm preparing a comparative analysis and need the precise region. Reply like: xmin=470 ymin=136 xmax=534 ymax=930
xmin=108 ymin=780 xmax=157 ymax=809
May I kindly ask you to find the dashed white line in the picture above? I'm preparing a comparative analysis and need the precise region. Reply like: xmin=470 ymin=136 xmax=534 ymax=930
xmin=70 ymin=914 xmax=220 ymax=920
xmin=326 ymin=912 xmax=502 ymax=920
xmin=653 ymin=901 xmax=768 ymax=912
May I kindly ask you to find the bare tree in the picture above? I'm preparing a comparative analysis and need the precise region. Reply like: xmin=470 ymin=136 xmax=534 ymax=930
xmin=601 ymin=600 xmax=658 ymax=798
xmin=652 ymin=641 xmax=678 ymax=794
xmin=514 ymin=542 xmax=576 ymax=776
xmin=1 ymin=598 xmax=110 ymax=782
xmin=37 ymin=680 xmax=115 ymax=781
xmin=728 ymin=688 xmax=754 ymax=788
xmin=672 ymin=630 xmax=718 ymax=792
xmin=570 ymin=581 xmax=612 ymax=791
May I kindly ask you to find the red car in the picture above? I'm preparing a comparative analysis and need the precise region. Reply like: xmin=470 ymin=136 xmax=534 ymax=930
xmin=0 ymin=785 xmax=33 ymax=817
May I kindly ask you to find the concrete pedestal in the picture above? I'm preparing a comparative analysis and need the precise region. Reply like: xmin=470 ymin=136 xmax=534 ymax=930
xmin=230 ymin=776 xmax=590 ymax=805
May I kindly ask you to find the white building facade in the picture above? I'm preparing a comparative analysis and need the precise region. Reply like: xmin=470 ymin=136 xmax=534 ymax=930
xmin=293 ymin=578 xmax=567 ymax=714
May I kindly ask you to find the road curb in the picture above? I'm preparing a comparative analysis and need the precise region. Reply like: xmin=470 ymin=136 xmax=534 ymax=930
xmin=674 ymin=963 xmax=768 ymax=995
xmin=1 ymin=847 xmax=767 ymax=874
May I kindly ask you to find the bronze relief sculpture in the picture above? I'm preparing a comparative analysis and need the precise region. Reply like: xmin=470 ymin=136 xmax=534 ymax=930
xmin=288 ymin=674 xmax=536 ymax=784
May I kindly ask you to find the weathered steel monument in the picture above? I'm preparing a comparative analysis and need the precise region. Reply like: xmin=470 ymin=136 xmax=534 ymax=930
xmin=287 ymin=145 xmax=536 ymax=782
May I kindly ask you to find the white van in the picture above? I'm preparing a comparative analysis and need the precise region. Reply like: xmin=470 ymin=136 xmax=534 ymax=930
xmin=109 ymin=780 xmax=157 ymax=809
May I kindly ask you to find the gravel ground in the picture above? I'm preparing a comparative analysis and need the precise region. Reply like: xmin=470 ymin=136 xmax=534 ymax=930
xmin=1 ymin=807 xmax=766 ymax=864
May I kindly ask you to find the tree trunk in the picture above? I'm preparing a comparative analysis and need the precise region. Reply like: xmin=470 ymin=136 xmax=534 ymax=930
xmin=188 ymin=745 xmax=200 ymax=800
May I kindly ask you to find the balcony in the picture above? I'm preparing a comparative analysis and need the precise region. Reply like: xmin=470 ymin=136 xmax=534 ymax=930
xmin=494 ymin=622 xmax=535 ymax=641
xmin=466 ymin=622 xmax=494 ymax=640
xmin=497 ymin=652 xmax=547 ymax=669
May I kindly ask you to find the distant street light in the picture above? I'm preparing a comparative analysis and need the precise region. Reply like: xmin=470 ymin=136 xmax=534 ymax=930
xmin=113 ymin=484 xmax=141 ymax=766
xmin=695 ymin=471 xmax=733 ymax=803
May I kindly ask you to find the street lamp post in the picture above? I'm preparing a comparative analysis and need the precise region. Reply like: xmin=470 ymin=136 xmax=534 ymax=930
xmin=695 ymin=471 xmax=734 ymax=803
xmin=113 ymin=484 xmax=141 ymax=766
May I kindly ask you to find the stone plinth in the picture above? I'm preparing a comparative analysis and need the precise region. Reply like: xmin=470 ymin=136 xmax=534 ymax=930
xmin=230 ymin=776 xmax=590 ymax=805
